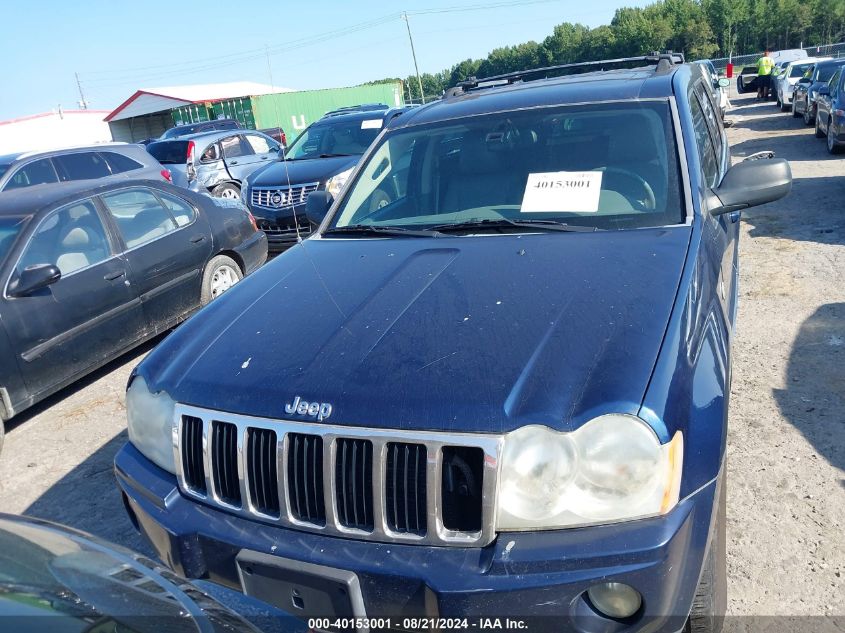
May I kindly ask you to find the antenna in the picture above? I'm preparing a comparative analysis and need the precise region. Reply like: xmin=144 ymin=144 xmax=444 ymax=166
xmin=402 ymin=12 xmax=425 ymax=104
xmin=75 ymin=72 xmax=88 ymax=109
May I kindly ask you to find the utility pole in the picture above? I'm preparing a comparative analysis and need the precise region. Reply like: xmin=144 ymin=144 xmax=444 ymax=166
xmin=74 ymin=72 xmax=88 ymax=109
xmin=402 ymin=12 xmax=425 ymax=104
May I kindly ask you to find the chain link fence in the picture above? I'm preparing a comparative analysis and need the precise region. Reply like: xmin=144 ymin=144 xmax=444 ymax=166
xmin=707 ymin=42 xmax=845 ymax=72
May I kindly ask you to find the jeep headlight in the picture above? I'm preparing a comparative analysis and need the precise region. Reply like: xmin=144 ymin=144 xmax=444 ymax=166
xmin=496 ymin=415 xmax=683 ymax=530
xmin=126 ymin=376 xmax=177 ymax=474
xmin=325 ymin=167 xmax=354 ymax=197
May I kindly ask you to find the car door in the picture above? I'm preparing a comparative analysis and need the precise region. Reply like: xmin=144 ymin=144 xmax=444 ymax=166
xmin=98 ymin=186 xmax=212 ymax=332
xmin=242 ymin=133 xmax=280 ymax=173
xmin=820 ymin=70 xmax=841 ymax=132
xmin=220 ymin=134 xmax=259 ymax=182
xmin=2 ymin=198 xmax=143 ymax=396
xmin=691 ymin=81 xmax=737 ymax=327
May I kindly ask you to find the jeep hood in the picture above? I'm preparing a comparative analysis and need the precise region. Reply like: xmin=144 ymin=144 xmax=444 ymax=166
xmin=141 ymin=228 xmax=691 ymax=433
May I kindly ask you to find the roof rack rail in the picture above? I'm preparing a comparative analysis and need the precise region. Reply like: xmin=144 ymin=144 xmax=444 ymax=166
xmin=321 ymin=103 xmax=390 ymax=118
xmin=453 ymin=51 xmax=685 ymax=93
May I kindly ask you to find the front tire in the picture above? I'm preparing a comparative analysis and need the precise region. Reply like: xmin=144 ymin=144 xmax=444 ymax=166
xmin=212 ymin=182 xmax=241 ymax=199
xmin=791 ymin=99 xmax=801 ymax=118
xmin=815 ymin=113 xmax=826 ymax=139
xmin=201 ymin=255 xmax=243 ymax=305
xmin=828 ymin=120 xmax=843 ymax=154
xmin=805 ymin=103 xmax=815 ymax=126
xmin=686 ymin=476 xmax=727 ymax=633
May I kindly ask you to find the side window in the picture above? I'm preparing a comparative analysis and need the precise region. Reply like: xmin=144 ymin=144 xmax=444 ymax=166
xmin=220 ymin=135 xmax=252 ymax=158
xmin=689 ymin=95 xmax=719 ymax=188
xmin=102 ymin=152 xmax=143 ymax=174
xmin=199 ymin=143 xmax=221 ymax=163
xmin=244 ymin=134 xmax=273 ymax=154
xmin=5 ymin=159 xmax=60 ymax=191
xmin=53 ymin=152 xmax=111 ymax=181
xmin=694 ymin=82 xmax=723 ymax=158
xmin=831 ymin=71 xmax=841 ymax=98
xmin=18 ymin=200 xmax=111 ymax=276
xmin=158 ymin=191 xmax=196 ymax=227
xmin=101 ymin=188 xmax=177 ymax=249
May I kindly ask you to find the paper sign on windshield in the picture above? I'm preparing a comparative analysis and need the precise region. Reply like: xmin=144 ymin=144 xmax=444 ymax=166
xmin=361 ymin=119 xmax=383 ymax=130
xmin=520 ymin=171 xmax=603 ymax=213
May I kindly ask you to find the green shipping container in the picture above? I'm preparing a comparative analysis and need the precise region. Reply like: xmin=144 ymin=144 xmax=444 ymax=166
xmin=252 ymin=82 xmax=403 ymax=138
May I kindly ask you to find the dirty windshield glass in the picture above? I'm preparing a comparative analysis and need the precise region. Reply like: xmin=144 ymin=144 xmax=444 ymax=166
xmin=330 ymin=101 xmax=683 ymax=231
xmin=0 ymin=216 xmax=27 ymax=263
xmin=285 ymin=118 xmax=383 ymax=160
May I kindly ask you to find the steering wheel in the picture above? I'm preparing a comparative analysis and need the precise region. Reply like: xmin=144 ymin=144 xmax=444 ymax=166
xmin=599 ymin=168 xmax=657 ymax=211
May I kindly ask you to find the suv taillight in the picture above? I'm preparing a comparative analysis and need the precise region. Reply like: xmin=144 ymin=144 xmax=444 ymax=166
xmin=160 ymin=169 xmax=172 ymax=182
xmin=281 ymin=132 xmax=287 ymax=147
xmin=186 ymin=140 xmax=196 ymax=181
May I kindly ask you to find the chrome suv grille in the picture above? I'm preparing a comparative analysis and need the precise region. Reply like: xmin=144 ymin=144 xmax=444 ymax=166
xmin=250 ymin=183 xmax=319 ymax=211
xmin=174 ymin=404 xmax=502 ymax=547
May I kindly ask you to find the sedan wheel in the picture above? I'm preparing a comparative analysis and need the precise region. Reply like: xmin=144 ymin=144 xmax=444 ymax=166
xmin=828 ymin=122 xmax=843 ymax=154
xmin=212 ymin=182 xmax=241 ymax=199
xmin=804 ymin=104 xmax=814 ymax=126
xmin=791 ymin=99 xmax=801 ymax=118
xmin=201 ymin=255 xmax=244 ymax=305
xmin=815 ymin=114 xmax=826 ymax=139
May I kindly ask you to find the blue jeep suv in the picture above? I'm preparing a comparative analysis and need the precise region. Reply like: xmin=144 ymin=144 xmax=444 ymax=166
xmin=115 ymin=54 xmax=791 ymax=632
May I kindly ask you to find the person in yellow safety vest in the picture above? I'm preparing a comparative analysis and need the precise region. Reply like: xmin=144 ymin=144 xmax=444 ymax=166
xmin=757 ymin=51 xmax=775 ymax=100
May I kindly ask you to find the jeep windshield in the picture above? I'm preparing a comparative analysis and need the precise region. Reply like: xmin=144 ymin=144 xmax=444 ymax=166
xmin=327 ymin=101 xmax=685 ymax=233
xmin=284 ymin=118 xmax=384 ymax=160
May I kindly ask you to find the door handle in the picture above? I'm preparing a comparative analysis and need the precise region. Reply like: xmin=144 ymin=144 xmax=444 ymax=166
xmin=229 ymin=160 xmax=239 ymax=165
xmin=260 ymin=156 xmax=268 ymax=160
xmin=190 ymin=235 xmax=207 ymax=244
xmin=104 ymin=270 xmax=126 ymax=281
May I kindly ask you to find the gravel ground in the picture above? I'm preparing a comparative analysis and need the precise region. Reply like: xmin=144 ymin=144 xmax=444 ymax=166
xmin=0 ymin=90 xmax=842 ymax=622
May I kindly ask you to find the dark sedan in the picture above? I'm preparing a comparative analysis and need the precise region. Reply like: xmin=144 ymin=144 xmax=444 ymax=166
xmin=792 ymin=59 xmax=843 ymax=125
xmin=0 ymin=179 xmax=267 ymax=449
xmin=814 ymin=65 xmax=845 ymax=153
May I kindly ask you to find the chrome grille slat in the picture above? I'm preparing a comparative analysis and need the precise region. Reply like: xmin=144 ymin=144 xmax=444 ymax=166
xmin=250 ymin=182 xmax=320 ymax=212
xmin=173 ymin=405 xmax=503 ymax=547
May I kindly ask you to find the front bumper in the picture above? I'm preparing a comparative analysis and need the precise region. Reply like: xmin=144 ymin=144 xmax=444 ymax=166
xmin=116 ymin=443 xmax=719 ymax=632
xmin=249 ymin=204 xmax=314 ymax=252
xmin=233 ymin=230 xmax=268 ymax=275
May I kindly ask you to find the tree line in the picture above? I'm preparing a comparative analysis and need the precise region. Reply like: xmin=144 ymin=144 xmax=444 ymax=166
xmin=370 ymin=0 xmax=845 ymax=101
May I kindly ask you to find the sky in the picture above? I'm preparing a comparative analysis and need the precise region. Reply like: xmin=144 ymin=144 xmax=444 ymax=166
xmin=0 ymin=0 xmax=651 ymax=121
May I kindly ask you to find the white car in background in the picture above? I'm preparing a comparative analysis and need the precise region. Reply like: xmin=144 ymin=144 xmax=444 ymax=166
xmin=776 ymin=57 xmax=830 ymax=111
xmin=693 ymin=60 xmax=731 ymax=119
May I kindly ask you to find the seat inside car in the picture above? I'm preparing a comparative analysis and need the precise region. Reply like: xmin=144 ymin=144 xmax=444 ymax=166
xmin=54 ymin=223 xmax=108 ymax=275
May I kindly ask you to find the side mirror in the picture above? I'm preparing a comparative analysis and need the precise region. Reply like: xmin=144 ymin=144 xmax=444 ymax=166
xmin=708 ymin=158 xmax=792 ymax=216
xmin=8 ymin=264 xmax=61 ymax=297
xmin=305 ymin=190 xmax=334 ymax=226
xmin=718 ymin=78 xmax=730 ymax=88
xmin=818 ymin=85 xmax=830 ymax=96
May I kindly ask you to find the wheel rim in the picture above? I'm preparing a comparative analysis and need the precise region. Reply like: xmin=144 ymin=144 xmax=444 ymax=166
xmin=220 ymin=187 xmax=238 ymax=199
xmin=210 ymin=265 xmax=239 ymax=298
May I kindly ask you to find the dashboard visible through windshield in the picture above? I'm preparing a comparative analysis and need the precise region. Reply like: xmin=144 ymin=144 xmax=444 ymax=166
xmin=328 ymin=101 xmax=685 ymax=233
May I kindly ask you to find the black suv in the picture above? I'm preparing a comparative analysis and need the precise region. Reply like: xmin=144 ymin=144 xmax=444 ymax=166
xmin=240 ymin=106 xmax=410 ymax=252
xmin=118 ymin=54 xmax=791 ymax=633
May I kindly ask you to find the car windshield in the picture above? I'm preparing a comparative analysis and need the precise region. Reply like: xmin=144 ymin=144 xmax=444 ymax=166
xmin=146 ymin=141 xmax=189 ymax=164
xmin=285 ymin=118 xmax=384 ymax=160
xmin=0 ymin=216 xmax=27 ymax=262
xmin=328 ymin=101 xmax=684 ymax=232
xmin=161 ymin=126 xmax=198 ymax=139
xmin=790 ymin=64 xmax=812 ymax=78
xmin=817 ymin=65 xmax=840 ymax=82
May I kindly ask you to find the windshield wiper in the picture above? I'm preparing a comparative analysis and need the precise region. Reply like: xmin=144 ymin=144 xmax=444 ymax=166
xmin=322 ymin=225 xmax=442 ymax=238
xmin=429 ymin=218 xmax=600 ymax=234
xmin=318 ymin=153 xmax=357 ymax=158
